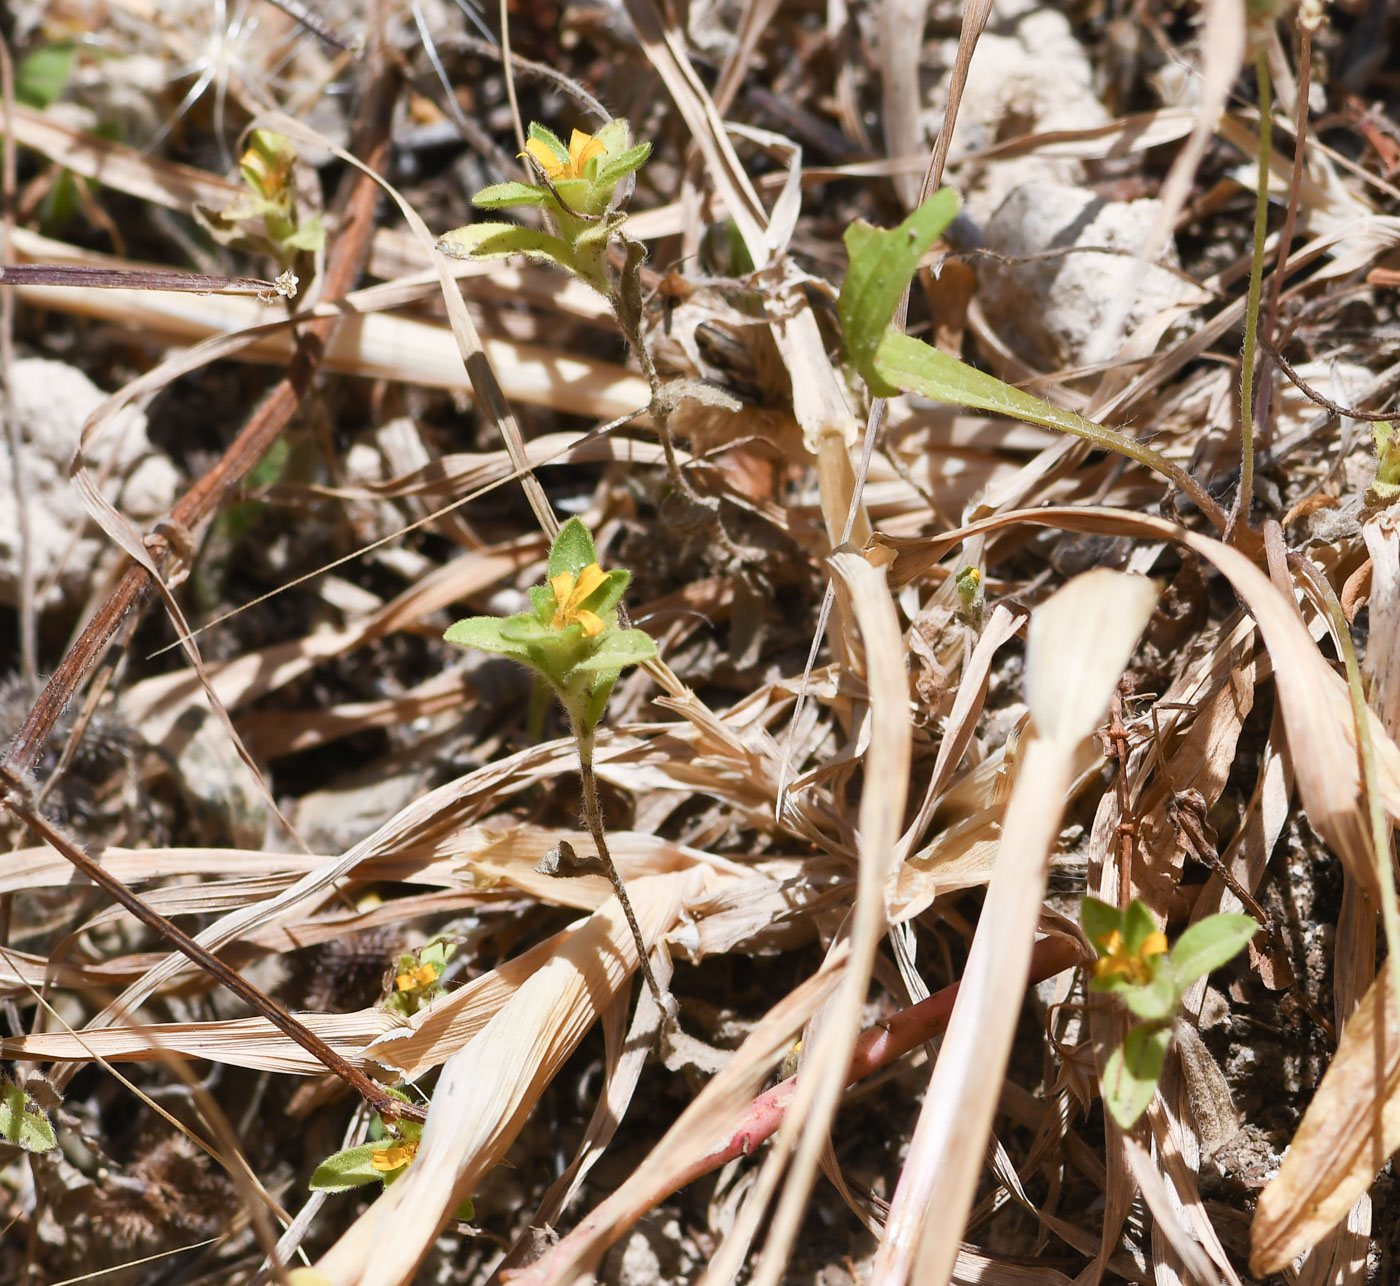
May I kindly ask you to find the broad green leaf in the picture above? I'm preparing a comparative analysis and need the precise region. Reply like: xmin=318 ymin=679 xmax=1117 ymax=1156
xmin=526 ymin=122 xmax=568 ymax=162
xmin=1170 ymin=913 xmax=1258 ymax=988
xmin=1102 ymin=1024 xmax=1171 ymax=1129
xmin=309 ymin=1143 xmax=383 ymax=1192
xmin=0 ymin=1082 xmax=57 ymax=1152
xmin=837 ymin=190 xmax=960 ymax=396
xmin=472 ymin=182 xmax=550 ymax=210
xmin=280 ymin=218 xmax=326 ymax=253
xmin=529 ymin=584 xmax=555 ymax=620
xmin=570 ymin=629 xmax=658 ymax=673
xmin=551 ymin=178 xmax=591 ymax=212
xmin=437 ymin=224 xmax=577 ymax=274
xmin=17 ymin=44 xmax=75 ymax=110
xmin=1080 ymin=896 xmax=1123 ymax=948
xmin=872 ymin=332 xmax=1205 ymax=503
xmin=549 ymin=518 xmax=600 ymax=578
xmin=1123 ymin=900 xmax=1160 ymax=954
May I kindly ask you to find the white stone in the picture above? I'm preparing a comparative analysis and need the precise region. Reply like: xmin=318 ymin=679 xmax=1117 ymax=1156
xmin=0 ymin=358 xmax=177 ymax=609
xmin=979 ymin=183 xmax=1197 ymax=370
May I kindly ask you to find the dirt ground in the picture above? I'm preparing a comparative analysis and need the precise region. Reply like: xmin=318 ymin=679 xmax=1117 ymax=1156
xmin=3 ymin=0 xmax=1400 ymax=1283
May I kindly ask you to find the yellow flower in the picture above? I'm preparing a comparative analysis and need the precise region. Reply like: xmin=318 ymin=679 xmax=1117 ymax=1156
xmin=550 ymin=563 xmax=608 ymax=637
xmin=522 ymin=129 xmax=606 ymax=182
xmin=370 ymin=1140 xmax=418 ymax=1172
xmin=395 ymin=962 xmax=440 ymax=992
xmin=1093 ymin=927 xmax=1168 ymax=984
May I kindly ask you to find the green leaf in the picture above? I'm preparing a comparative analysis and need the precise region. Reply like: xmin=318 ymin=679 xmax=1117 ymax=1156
xmin=595 ymin=142 xmax=651 ymax=190
xmin=527 ymin=122 xmax=569 ymax=162
xmin=280 ymin=218 xmax=326 ymax=254
xmin=1102 ymin=1024 xmax=1172 ymax=1129
xmin=0 ymin=1082 xmax=57 ymax=1152
xmin=871 ymin=331 xmax=1206 ymax=504
xmin=309 ymin=1143 xmax=384 ymax=1192
xmin=436 ymin=224 xmax=578 ymax=274
xmin=1170 ymin=913 xmax=1259 ymax=988
xmin=17 ymin=44 xmax=75 ymax=109
xmin=582 ymin=568 xmax=631 ymax=619
xmin=570 ymin=629 xmax=658 ymax=673
xmin=1123 ymin=900 xmax=1160 ymax=955
xmin=444 ymin=615 xmax=539 ymax=664
xmin=591 ymin=119 xmax=632 ymax=157
xmin=473 ymin=182 xmax=551 ymax=210
xmin=1080 ymin=896 xmax=1122 ymax=949
xmin=837 ymin=190 xmax=960 ymax=396
xmin=1118 ymin=971 xmax=1177 ymax=1022
xmin=549 ymin=518 xmax=600 ymax=579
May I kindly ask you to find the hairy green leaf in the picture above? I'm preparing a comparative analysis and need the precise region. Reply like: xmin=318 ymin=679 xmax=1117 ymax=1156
xmin=472 ymin=182 xmax=551 ymax=210
xmin=0 ymin=1082 xmax=57 ymax=1153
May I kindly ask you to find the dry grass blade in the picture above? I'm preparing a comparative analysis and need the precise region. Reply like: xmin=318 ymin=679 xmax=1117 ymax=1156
xmin=311 ymin=872 xmax=703 ymax=1286
xmin=1250 ymin=962 xmax=1399 ymax=1273
xmin=871 ymin=570 xmax=1158 ymax=1286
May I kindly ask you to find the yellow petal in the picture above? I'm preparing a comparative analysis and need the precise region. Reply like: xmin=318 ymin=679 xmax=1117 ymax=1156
xmin=575 ymin=610 xmax=605 ymax=638
xmin=550 ymin=571 xmax=576 ymax=607
xmin=395 ymin=972 xmax=416 ymax=992
xmin=1142 ymin=931 xmax=1168 ymax=958
xmin=522 ymin=138 xmax=563 ymax=178
xmin=571 ymin=563 xmax=608 ymax=606
xmin=568 ymin=129 xmax=605 ymax=174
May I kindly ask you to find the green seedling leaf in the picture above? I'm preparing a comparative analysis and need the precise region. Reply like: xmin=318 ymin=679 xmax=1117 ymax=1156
xmin=1080 ymin=896 xmax=1123 ymax=949
xmin=837 ymin=189 xmax=960 ymax=396
xmin=0 ymin=1081 xmax=57 ymax=1152
xmin=17 ymin=44 xmax=75 ymax=109
xmin=437 ymin=224 xmax=579 ymax=275
xmin=1102 ymin=1023 xmax=1172 ymax=1129
xmin=473 ymin=182 xmax=552 ymax=210
xmin=1169 ymin=913 xmax=1258 ymax=988
xmin=549 ymin=517 xmax=600 ymax=578
xmin=310 ymin=1143 xmax=383 ymax=1192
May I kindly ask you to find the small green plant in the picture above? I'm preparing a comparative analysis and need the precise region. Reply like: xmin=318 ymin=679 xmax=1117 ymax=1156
xmin=382 ymin=938 xmax=455 ymax=1018
xmin=443 ymin=518 xmax=671 ymax=1020
xmin=1081 ymin=897 xmax=1258 ymax=1128
xmin=199 ymin=129 xmax=325 ymax=271
xmin=310 ymin=1095 xmax=474 ymax=1221
xmin=438 ymin=121 xmax=731 ymax=509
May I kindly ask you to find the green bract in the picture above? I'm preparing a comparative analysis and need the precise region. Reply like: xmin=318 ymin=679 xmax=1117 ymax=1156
xmin=1081 ymin=897 xmax=1257 ymax=1128
xmin=0 ymin=1080 xmax=58 ymax=1153
xmin=444 ymin=518 xmax=656 ymax=737
xmin=437 ymin=120 xmax=649 ymax=295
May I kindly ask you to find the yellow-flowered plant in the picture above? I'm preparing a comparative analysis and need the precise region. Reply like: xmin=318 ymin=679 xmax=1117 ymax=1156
xmin=382 ymin=938 xmax=455 ymax=1018
xmin=437 ymin=120 xmax=650 ymax=296
xmin=443 ymin=518 xmax=672 ymax=1021
xmin=309 ymin=1094 xmax=473 ymax=1220
xmin=1081 ymin=897 xmax=1257 ymax=1128
xmin=443 ymin=517 xmax=656 ymax=738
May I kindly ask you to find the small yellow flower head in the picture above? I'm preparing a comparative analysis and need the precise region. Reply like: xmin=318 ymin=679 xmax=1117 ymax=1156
xmin=394 ymin=962 xmax=440 ymax=992
xmin=370 ymin=1140 xmax=418 ymax=1172
xmin=1093 ymin=927 xmax=1168 ymax=984
xmin=550 ymin=563 xmax=608 ymax=637
xmin=523 ymin=129 xmax=606 ymax=183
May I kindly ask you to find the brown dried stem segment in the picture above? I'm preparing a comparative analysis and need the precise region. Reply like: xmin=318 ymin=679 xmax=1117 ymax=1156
xmin=0 ymin=766 xmax=424 ymax=1124
xmin=0 ymin=51 xmax=403 ymax=777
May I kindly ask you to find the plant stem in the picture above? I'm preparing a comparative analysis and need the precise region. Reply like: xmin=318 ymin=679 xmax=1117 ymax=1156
xmin=573 ymin=723 xmax=671 ymax=1018
xmin=1233 ymin=47 xmax=1272 ymax=541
